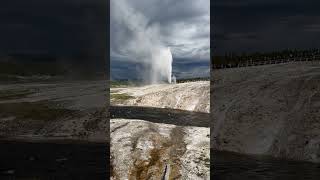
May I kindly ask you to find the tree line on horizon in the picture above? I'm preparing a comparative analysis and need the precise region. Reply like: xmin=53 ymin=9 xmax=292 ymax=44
xmin=212 ymin=48 xmax=320 ymax=69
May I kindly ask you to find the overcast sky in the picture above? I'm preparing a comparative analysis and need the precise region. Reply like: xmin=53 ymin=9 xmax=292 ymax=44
xmin=0 ymin=0 xmax=106 ymax=57
xmin=111 ymin=0 xmax=210 ymax=61
xmin=110 ymin=0 xmax=210 ymax=80
xmin=213 ymin=0 xmax=320 ymax=54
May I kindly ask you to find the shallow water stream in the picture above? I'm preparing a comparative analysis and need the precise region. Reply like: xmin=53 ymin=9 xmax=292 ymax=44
xmin=110 ymin=105 xmax=210 ymax=127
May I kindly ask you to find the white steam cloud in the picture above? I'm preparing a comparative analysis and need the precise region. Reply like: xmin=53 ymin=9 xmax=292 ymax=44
xmin=111 ymin=0 xmax=173 ymax=84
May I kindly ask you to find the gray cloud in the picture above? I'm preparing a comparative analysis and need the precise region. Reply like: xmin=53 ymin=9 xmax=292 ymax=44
xmin=213 ymin=0 xmax=320 ymax=54
xmin=111 ymin=0 xmax=210 ymax=61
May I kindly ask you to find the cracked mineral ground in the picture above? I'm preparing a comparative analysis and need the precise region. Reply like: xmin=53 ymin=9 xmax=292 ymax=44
xmin=110 ymin=81 xmax=210 ymax=180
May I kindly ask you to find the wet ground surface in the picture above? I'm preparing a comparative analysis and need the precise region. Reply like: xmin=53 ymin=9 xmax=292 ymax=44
xmin=212 ymin=150 xmax=320 ymax=180
xmin=0 ymin=140 xmax=108 ymax=180
xmin=110 ymin=105 xmax=210 ymax=127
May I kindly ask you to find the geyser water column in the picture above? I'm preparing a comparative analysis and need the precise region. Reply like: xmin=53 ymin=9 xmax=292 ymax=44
xmin=150 ymin=47 xmax=173 ymax=84
xmin=111 ymin=0 xmax=173 ymax=84
xmin=166 ymin=47 xmax=173 ymax=84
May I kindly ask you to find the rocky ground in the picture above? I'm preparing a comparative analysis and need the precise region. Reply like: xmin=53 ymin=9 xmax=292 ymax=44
xmin=0 ymin=80 xmax=108 ymax=142
xmin=110 ymin=81 xmax=210 ymax=179
xmin=211 ymin=61 xmax=320 ymax=163
xmin=110 ymin=119 xmax=210 ymax=180
xmin=111 ymin=81 xmax=210 ymax=113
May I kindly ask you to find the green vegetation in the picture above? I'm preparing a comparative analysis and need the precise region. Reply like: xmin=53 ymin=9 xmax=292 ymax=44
xmin=176 ymin=77 xmax=210 ymax=83
xmin=111 ymin=93 xmax=134 ymax=102
xmin=111 ymin=80 xmax=141 ymax=88
xmin=0 ymin=101 xmax=77 ymax=122
xmin=0 ymin=89 xmax=34 ymax=100
xmin=111 ymin=77 xmax=210 ymax=87
xmin=111 ymin=80 xmax=131 ymax=88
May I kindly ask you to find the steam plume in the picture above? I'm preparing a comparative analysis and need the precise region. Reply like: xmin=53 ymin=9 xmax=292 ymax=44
xmin=111 ymin=0 xmax=173 ymax=84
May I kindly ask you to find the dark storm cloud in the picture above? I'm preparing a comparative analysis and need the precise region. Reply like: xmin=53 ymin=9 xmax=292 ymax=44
xmin=171 ymin=58 xmax=210 ymax=79
xmin=0 ymin=0 xmax=106 ymax=57
xmin=130 ymin=0 xmax=208 ymax=26
xmin=213 ymin=0 xmax=320 ymax=54
xmin=110 ymin=0 xmax=210 ymax=80
xmin=111 ymin=0 xmax=210 ymax=61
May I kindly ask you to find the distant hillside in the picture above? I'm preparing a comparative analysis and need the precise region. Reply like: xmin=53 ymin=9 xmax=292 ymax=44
xmin=0 ymin=54 xmax=107 ymax=81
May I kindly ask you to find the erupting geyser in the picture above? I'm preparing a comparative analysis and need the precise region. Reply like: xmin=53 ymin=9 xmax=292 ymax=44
xmin=150 ymin=47 xmax=173 ymax=84
xmin=111 ymin=0 xmax=174 ymax=85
